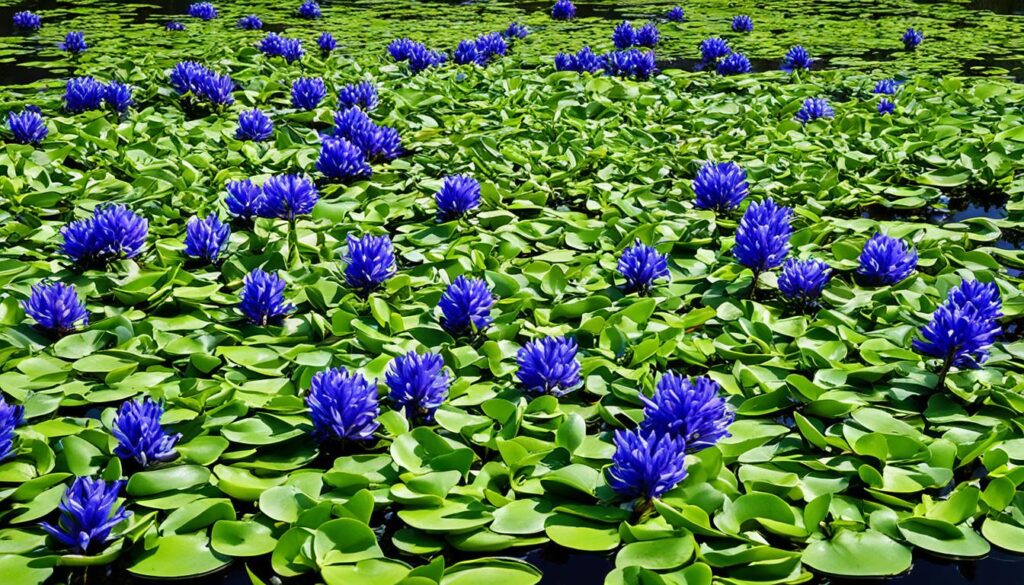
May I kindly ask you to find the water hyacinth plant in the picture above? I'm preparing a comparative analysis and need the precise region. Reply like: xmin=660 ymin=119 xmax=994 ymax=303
xmin=170 ymin=61 xmax=234 ymax=107
xmin=104 ymin=81 xmax=133 ymax=113
xmin=914 ymin=280 xmax=1002 ymax=384
xmin=344 ymin=233 xmax=397 ymax=296
xmin=7 ymin=110 xmax=48 ymax=145
xmin=612 ymin=21 xmax=636 ymax=50
xmin=903 ymin=27 xmax=924 ymax=49
xmin=781 ymin=45 xmax=814 ymax=72
xmin=435 ymin=175 xmax=482 ymax=221
xmin=183 ymin=214 xmax=230 ymax=264
xmin=439 ymin=275 xmax=494 ymax=335
xmin=636 ymin=23 xmax=659 ymax=47
xmin=717 ymin=52 xmax=752 ymax=75
xmin=258 ymin=33 xmax=304 ymax=62
xmin=237 ymin=14 xmax=263 ymax=30
xmin=554 ymin=46 xmax=603 ymax=73
xmin=225 ymin=179 xmax=263 ymax=221
xmin=732 ymin=15 xmax=754 ymax=32
xmin=640 ymin=373 xmax=733 ymax=450
xmin=236 ymin=109 xmax=274 ymax=141
xmin=857 ymin=232 xmax=918 ymax=285
xmin=607 ymin=429 xmax=688 ymax=500
xmin=13 ymin=11 xmax=41 ymax=30
xmin=258 ymin=174 xmax=319 ymax=220
xmin=504 ymin=22 xmax=529 ymax=39
xmin=64 ymin=76 xmax=106 ymax=113
xmin=338 ymin=81 xmax=379 ymax=111
xmin=291 ymin=77 xmax=327 ymax=110
xmin=618 ymin=240 xmax=669 ymax=294
xmin=733 ymin=198 xmax=792 ymax=281
xmin=408 ymin=44 xmax=446 ymax=73
xmin=22 ymin=282 xmax=89 ymax=336
xmin=332 ymin=108 xmax=402 ymax=162
xmin=41 ymin=478 xmax=131 ymax=555
xmin=551 ymin=0 xmax=576 ymax=20
xmin=59 ymin=31 xmax=87 ymax=54
xmin=386 ymin=351 xmax=451 ymax=422
xmin=700 ymin=37 xmax=731 ymax=64
xmin=795 ymin=97 xmax=834 ymax=122
xmin=693 ymin=161 xmax=749 ymax=213
xmin=666 ymin=6 xmax=685 ymax=21
xmin=604 ymin=49 xmax=657 ymax=80
xmin=318 ymin=32 xmax=336 ymax=53
xmin=0 ymin=396 xmax=23 ymax=462
xmin=239 ymin=268 xmax=294 ymax=325
xmin=878 ymin=98 xmax=896 ymax=115
xmin=306 ymin=367 xmax=380 ymax=442
xmin=516 ymin=335 xmax=581 ymax=395
xmin=187 ymin=2 xmax=218 ymax=20
xmin=111 ymin=397 xmax=182 ymax=467
xmin=62 ymin=204 xmax=148 ymax=267
xmin=317 ymin=136 xmax=372 ymax=181
xmin=298 ymin=0 xmax=321 ymax=19
xmin=874 ymin=78 xmax=900 ymax=94
xmin=778 ymin=258 xmax=832 ymax=309
xmin=164 ymin=21 xmax=185 ymax=31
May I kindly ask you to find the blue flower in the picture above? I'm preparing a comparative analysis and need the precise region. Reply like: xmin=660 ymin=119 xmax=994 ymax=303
xmin=386 ymin=351 xmax=450 ymax=422
xmin=258 ymin=32 xmax=284 ymax=56
xmin=62 ymin=205 xmax=148 ymax=267
xmin=345 ymin=120 xmax=403 ymax=163
xmin=666 ymin=6 xmax=685 ymax=22
xmin=516 ymin=336 xmax=581 ymax=396
xmin=317 ymin=136 xmax=372 ymax=182
xmin=22 ymin=282 xmax=89 ymax=336
xmin=388 ymin=38 xmax=418 ymax=61
xmin=476 ymin=32 xmax=507 ymax=59
xmin=280 ymin=38 xmax=304 ymax=63
xmin=165 ymin=21 xmax=185 ymax=31
xmin=236 ymin=109 xmax=273 ymax=141
xmin=104 ymin=81 xmax=133 ymax=113
xmin=291 ymin=77 xmax=326 ymax=110
xmin=641 ymin=373 xmax=733 ymax=450
xmin=717 ymin=52 xmax=751 ymax=75
xmin=408 ymin=44 xmax=446 ymax=73
xmin=552 ymin=0 xmax=576 ymax=20
xmin=237 ymin=15 xmax=263 ymax=30
xmin=184 ymin=214 xmax=230 ymax=264
xmin=111 ymin=397 xmax=181 ymax=467
xmin=454 ymin=40 xmax=484 ymax=65
xmin=555 ymin=46 xmax=603 ymax=73
xmin=618 ymin=240 xmax=669 ymax=294
xmin=7 ymin=110 xmax=47 ymax=145
xmin=344 ymin=234 xmax=396 ymax=296
xmin=169 ymin=61 xmax=207 ymax=94
xmin=195 ymin=71 xmax=235 ymax=106
xmin=225 ymin=179 xmax=263 ymax=221
xmin=778 ymin=258 xmax=831 ymax=308
xmin=612 ymin=21 xmax=636 ymax=49
xmin=504 ymin=22 xmax=529 ymax=39
xmin=258 ymin=174 xmax=318 ymax=220
xmin=878 ymin=99 xmax=895 ymax=115
xmin=439 ymin=275 xmax=494 ymax=335
xmin=0 ymin=396 xmax=24 ymax=462
xmin=298 ymin=0 xmax=321 ymax=19
xmin=318 ymin=32 xmax=336 ymax=53
xmin=64 ymin=77 xmax=105 ymax=113
xmin=795 ymin=97 xmax=834 ymax=123
xmin=607 ymin=429 xmax=688 ymax=500
xmin=333 ymin=106 xmax=372 ymax=137
xmin=41 ymin=478 xmax=131 ymax=554
xmin=781 ymin=45 xmax=813 ymax=72
xmin=700 ymin=37 xmax=731 ymax=64
xmin=604 ymin=49 xmax=657 ymax=80
xmin=693 ymin=161 xmax=748 ymax=213
xmin=338 ymin=81 xmax=379 ymax=111
xmin=187 ymin=2 xmax=218 ymax=20
xmin=732 ymin=15 xmax=754 ymax=32
xmin=60 ymin=31 xmax=87 ymax=54
xmin=733 ymin=198 xmax=791 ymax=273
xmin=13 ymin=11 xmax=41 ymax=30
xmin=239 ymin=268 xmax=294 ymax=325
xmin=856 ymin=232 xmax=917 ymax=286
xmin=436 ymin=175 xmax=481 ymax=221
xmin=914 ymin=280 xmax=1001 ymax=370
xmin=903 ymin=27 xmax=923 ymax=50
xmin=873 ymin=78 xmax=900 ymax=95
xmin=636 ymin=23 xmax=660 ymax=47
xmin=307 ymin=367 xmax=379 ymax=442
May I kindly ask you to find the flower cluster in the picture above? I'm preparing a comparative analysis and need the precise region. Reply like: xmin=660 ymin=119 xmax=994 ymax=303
xmin=387 ymin=38 xmax=446 ymax=72
xmin=0 ymin=396 xmax=23 ymax=462
xmin=104 ymin=81 xmax=133 ymax=113
xmin=604 ymin=49 xmax=657 ymax=80
xmin=22 ymin=282 xmax=89 ymax=336
xmin=612 ymin=21 xmax=659 ymax=49
xmin=332 ymin=107 xmax=402 ymax=163
xmin=781 ymin=45 xmax=813 ymax=72
xmin=504 ymin=22 xmax=529 ymax=39
xmin=873 ymin=78 xmax=900 ymax=94
xmin=7 ymin=110 xmax=48 ymax=145
xmin=41 ymin=478 xmax=131 ymax=554
xmin=318 ymin=32 xmax=336 ymax=53
xmin=386 ymin=351 xmax=450 ymax=422
xmin=259 ymin=174 xmax=319 ymax=220
xmin=112 ymin=397 xmax=182 ymax=467
xmin=236 ymin=109 xmax=274 ymax=141
xmin=516 ymin=336 xmax=581 ymax=395
xmin=878 ymin=99 xmax=896 ymax=115
xmin=60 ymin=31 xmax=87 ymax=54
xmin=439 ymin=275 xmax=494 ymax=335
xmin=552 ymin=0 xmax=576 ymax=20
xmin=306 ymin=367 xmax=380 ymax=442
xmin=291 ymin=77 xmax=327 ymax=110
xmin=857 ymin=232 xmax=917 ymax=286
xmin=225 ymin=179 xmax=263 ymax=221
xmin=236 ymin=14 xmax=262 ymax=30
xmin=258 ymin=33 xmax=304 ymax=62
xmin=165 ymin=21 xmax=185 ymax=31
xmin=64 ymin=76 xmax=106 ymax=113
xmin=717 ymin=52 xmax=751 ymax=75
xmin=667 ymin=6 xmax=685 ymax=22
xmin=733 ymin=198 xmax=792 ymax=274
xmin=641 ymin=373 xmax=733 ymax=451
xmin=239 ymin=268 xmax=294 ymax=325
xmin=618 ymin=240 xmax=669 ymax=294
xmin=914 ymin=279 xmax=1001 ymax=370
xmin=13 ymin=11 xmax=42 ymax=30
xmin=187 ymin=2 xmax=218 ymax=20
xmin=338 ymin=81 xmax=379 ymax=111
xmin=778 ymin=258 xmax=832 ymax=309
xmin=454 ymin=32 xmax=508 ymax=66
xmin=298 ymin=0 xmax=321 ymax=19
xmin=795 ymin=97 xmax=834 ymax=123
xmin=903 ymin=27 xmax=923 ymax=50
xmin=62 ymin=204 xmax=148 ymax=267
xmin=693 ymin=161 xmax=748 ymax=213
xmin=345 ymin=234 xmax=396 ymax=296
xmin=436 ymin=175 xmax=482 ymax=221
xmin=183 ymin=214 xmax=230 ymax=264
xmin=700 ymin=37 xmax=731 ymax=65
xmin=169 ymin=61 xmax=234 ymax=107
xmin=317 ymin=136 xmax=372 ymax=182
xmin=607 ymin=429 xmax=688 ymax=500
xmin=732 ymin=15 xmax=754 ymax=32
xmin=554 ymin=46 xmax=604 ymax=73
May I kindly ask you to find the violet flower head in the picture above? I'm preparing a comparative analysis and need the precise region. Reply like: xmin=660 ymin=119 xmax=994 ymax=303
xmin=60 ymin=31 xmax=88 ymax=54
xmin=903 ymin=28 xmax=923 ymax=50
xmin=104 ymin=81 xmax=133 ymax=113
xmin=183 ymin=213 xmax=230 ymax=264
xmin=22 ymin=282 xmax=89 ymax=336
xmin=693 ymin=161 xmax=749 ymax=213
xmin=237 ymin=14 xmax=262 ymax=30
xmin=439 ymin=275 xmax=494 ymax=335
xmin=111 ymin=397 xmax=182 ymax=467
xmin=733 ymin=198 xmax=792 ymax=273
xmin=318 ymin=32 xmax=337 ymax=53
xmin=666 ymin=6 xmax=685 ymax=22
xmin=64 ymin=76 xmax=106 ymax=113
xmin=239 ymin=268 xmax=294 ymax=325
xmin=258 ymin=174 xmax=319 ymax=220
xmin=607 ymin=429 xmax=688 ymax=500
xmin=291 ymin=77 xmax=327 ymax=110
xmin=7 ymin=110 xmax=48 ymax=145
xmin=344 ymin=233 xmax=397 ymax=296
xmin=61 ymin=204 xmax=148 ymax=267
xmin=306 ymin=367 xmax=380 ymax=442
xmin=317 ymin=136 xmax=372 ymax=182
xmin=914 ymin=280 xmax=1001 ymax=370
xmin=435 ymin=174 xmax=482 ymax=221
xmin=225 ymin=179 xmax=263 ymax=221
xmin=386 ymin=351 xmax=450 ymax=422
xmin=40 ymin=478 xmax=131 ymax=554
xmin=856 ymin=232 xmax=917 ymax=286
xmin=13 ymin=11 xmax=42 ymax=30
xmin=516 ymin=336 xmax=581 ymax=396
xmin=552 ymin=0 xmax=576 ymax=20
xmin=0 ymin=396 xmax=23 ymax=462
xmin=618 ymin=240 xmax=669 ymax=295
xmin=778 ymin=258 xmax=831 ymax=308
xmin=795 ymin=97 xmax=834 ymax=123
xmin=732 ymin=15 xmax=753 ymax=32
xmin=338 ymin=81 xmax=379 ymax=111
xmin=717 ymin=52 xmax=751 ymax=75
xmin=236 ymin=109 xmax=274 ymax=141
xmin=640 ymin=373 xmax=733 ymax=451
xmin=781 ymin=45 xmax=814 ymax=72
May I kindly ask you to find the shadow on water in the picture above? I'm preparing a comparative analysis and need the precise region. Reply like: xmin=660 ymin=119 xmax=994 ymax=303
xmin=826 ymin=549 xmax=1024 ymax=585
xmin=969 ymin=0 xmax=1024 ymax=15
